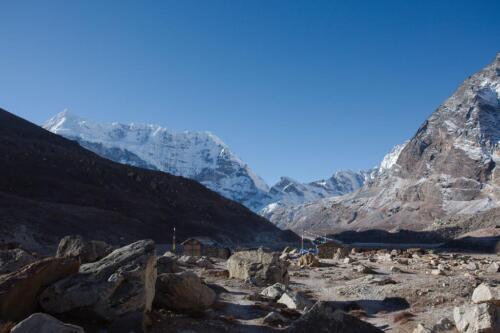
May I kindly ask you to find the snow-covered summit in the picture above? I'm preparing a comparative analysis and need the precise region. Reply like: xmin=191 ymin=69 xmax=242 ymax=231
xmin=44 ymin=111 xmax=270 ymax=210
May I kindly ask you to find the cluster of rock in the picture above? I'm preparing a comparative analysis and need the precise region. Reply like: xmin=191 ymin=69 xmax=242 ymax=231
xmin=6 ymin=237 xmax=496 ymax=332
xmin=0 ymin=235 xmax=219 ymax=332
xmin=327 ymin=247 xmax=499 ymax=333
xmin=226 ymin=248 xmax=383 ymax=332
xmin=40 ymin=240 xmax=157 ymax=327
xmin=341 ymin=247 xmax=499 ymax=279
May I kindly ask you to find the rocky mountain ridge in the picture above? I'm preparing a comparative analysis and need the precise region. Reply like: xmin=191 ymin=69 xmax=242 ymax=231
xmin=264 ymin=52 xmax=500 ymax=235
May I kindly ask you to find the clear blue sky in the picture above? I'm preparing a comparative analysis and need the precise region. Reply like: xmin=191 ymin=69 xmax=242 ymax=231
xmin=1 ymin=1 xmax=499 ymax=184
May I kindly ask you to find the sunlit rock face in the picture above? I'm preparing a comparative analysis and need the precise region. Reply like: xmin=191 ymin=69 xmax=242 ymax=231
xmin=265 ymin=52 xmax=500 ymax=235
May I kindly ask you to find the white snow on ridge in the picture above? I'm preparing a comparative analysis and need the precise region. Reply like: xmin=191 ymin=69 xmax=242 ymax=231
xmin=378 ymin=141 xmax=408 ymax=173
xmin=44 ymin=110 xmax=394 ymax=213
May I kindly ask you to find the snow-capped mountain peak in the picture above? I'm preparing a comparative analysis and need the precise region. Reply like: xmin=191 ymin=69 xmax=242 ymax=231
xmin=44 ymin=111 xmax=270 ymax=209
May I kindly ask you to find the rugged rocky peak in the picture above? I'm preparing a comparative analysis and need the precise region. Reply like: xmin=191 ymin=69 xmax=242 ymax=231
xmin=265 ymin=52 xmax=500 ymax=235
xmin=396 ymin=54 xmax=500 ymax=183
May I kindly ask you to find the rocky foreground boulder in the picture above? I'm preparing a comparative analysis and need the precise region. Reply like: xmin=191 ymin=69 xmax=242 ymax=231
xmin=454 ymin=303 xmax=499 ymax=333
xmin=154 ymin=271 xmax=216 ymax=312
xmin=39 ymin=240 xmax=156 ymax=324
xmin=0 ymin=257 xmax=79 ymax=321
xmin=10 ymin=313 xmax=84 ymax=333
xmin=227 ymin=248 xmax=289 ymax=286
xmin=454 ymin=282 xmax=500 ymax=333
xmin=286 ymin=301 xmax=383 ymax=333
xmin=56 ymin=235 xmax=113 ymax=264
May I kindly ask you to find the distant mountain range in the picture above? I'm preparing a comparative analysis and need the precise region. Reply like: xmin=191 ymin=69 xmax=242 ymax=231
xmin=44 ymin=112 xmax=381 ymax=212
xmin=262 ymin=52 xmax=500 ymax=237
xmin=43 ymin=52 xmax=500 ymax=240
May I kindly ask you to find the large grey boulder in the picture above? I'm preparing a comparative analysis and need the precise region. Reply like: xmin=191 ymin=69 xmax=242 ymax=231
xmin=56 ymin=235 xmax=113 ymax=264
xmin=10 ymin=313 xmax=84 ymax=333
xmin=227 ymin=248 xmax=289 ymax=286
xmin=154 ymin=271 xmax=215 ymax=311
xmin=0 ymin=248 xmax=37 ymax=274
xmin=286 ymin=301 xmax=383 ymax=333
xmin=471 ymin=283 xmax=500 ymax=306
xmin=453 ymin=303 xmax=500 ymax=333
xmin=40 ymin=240 xmax=156 ymax=323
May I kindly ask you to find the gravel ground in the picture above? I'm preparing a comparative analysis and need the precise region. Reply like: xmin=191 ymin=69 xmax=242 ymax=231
xmin=151 ymin=249 xmax=499 ymax=333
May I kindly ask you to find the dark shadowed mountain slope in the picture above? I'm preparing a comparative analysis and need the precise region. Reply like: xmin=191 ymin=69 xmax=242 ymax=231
xmin=0 ymin=109 xmax=297 ymax=250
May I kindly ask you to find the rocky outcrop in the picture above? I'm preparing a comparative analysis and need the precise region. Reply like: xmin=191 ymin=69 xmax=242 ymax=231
xmin=0 ymin=248 xmax=37 ymax=274
xmin=56 ymin=235 xmax=113 ymax=264
xmin=227 ymin=249 xmax=289 ymax=286
xmin=0 ymin=257 xmax=79 ymax=321
xmin=286 ymin=301 xmax=383 ymax=333
xmin=39 ymin=240 xmax=156 ymax=323
xmin=10 ymin=313 xmax=84 ymax=333
xmin=154 ymin=271 xmax=216 ymax=311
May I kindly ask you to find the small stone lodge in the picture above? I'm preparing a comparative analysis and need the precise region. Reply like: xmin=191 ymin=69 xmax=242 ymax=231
xmin=316 ymin=239 xmax=345 ymax=259
xmin=181 ymin=237 xmax=231 ymax=259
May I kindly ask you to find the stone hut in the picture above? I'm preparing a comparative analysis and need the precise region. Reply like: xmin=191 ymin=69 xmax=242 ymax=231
xmin=181 ymin=237 xmax=231 ymax=259
xmin=317 ymin=240 xmax=344 ymax=259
